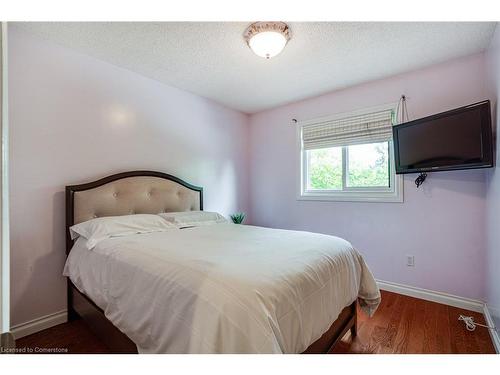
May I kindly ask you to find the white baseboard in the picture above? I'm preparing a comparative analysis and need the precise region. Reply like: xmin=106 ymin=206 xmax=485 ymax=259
xmin=376 ymin=279 xmax=484 ymax=313
xmin=483 ymin=304 xmax=500 ymax=354
xmin=11 ymin=310 xmax=67 ymax=340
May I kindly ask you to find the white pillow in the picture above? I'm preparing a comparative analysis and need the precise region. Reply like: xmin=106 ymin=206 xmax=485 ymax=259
xmin=158 ymin=211 xmax=227 ymax=228
xmin=70 ymin=214 xmax=176 ymax=250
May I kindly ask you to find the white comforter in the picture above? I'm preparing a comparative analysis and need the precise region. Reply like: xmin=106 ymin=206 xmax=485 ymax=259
xmin=64 ymin=223 xmax=380 ymax=353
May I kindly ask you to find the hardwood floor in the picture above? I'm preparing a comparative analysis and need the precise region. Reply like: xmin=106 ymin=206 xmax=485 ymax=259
xmin=15 ymin=291 xmax=496 ymax=354
xmin=16 ymin=319 xmax=110 ymax=354
xmin=331 ymin=291 xmax=495 ymax=354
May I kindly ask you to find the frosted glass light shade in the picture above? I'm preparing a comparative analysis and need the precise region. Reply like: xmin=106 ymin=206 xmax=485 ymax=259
xmin=248 ymin=31 xmax=288 ymax=59
xmin=244 ymin=22 xmax=291 ymax=59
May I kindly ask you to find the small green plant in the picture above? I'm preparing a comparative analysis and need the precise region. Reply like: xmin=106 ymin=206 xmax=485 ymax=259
xmin=230 ymin=212 xmax=245 ymax=224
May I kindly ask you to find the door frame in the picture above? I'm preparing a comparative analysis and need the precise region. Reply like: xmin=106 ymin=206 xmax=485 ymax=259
xmin=0 ymin=21 xmax=10 ymax=335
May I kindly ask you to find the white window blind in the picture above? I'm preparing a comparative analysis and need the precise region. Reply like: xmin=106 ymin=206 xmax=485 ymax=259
xmin=301 ymin=109 xmax=394 ymax=150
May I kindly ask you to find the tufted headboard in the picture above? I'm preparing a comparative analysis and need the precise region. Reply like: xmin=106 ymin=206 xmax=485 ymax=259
xmin=65 ymin=171 xmax=203 ymax=254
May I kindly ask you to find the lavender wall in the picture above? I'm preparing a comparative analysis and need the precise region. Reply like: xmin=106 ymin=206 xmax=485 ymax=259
xmin=485 ymin=27 xmax=500 ymax=329
xmin=8 ymin=24 xmax=497 ymax=331
xmin=248 ymin=53 xmax=489 ymax=300
xmin=8 ymin=27 xmax=249 ymax=326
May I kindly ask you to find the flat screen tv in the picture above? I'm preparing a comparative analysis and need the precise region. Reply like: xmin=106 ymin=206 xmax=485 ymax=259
xmin=393 ymin=100 xmax=493 ymax=174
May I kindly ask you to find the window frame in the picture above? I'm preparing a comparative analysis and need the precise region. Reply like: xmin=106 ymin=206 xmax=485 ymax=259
xmin=297 ymin=104 xmax=404 ymax=203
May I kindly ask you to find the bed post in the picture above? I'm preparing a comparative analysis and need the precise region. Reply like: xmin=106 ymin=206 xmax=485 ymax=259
xmin=65 ymin=186 xmax=78 ymax=321
xmin=350 ymin=302 xmax=358 ymax=337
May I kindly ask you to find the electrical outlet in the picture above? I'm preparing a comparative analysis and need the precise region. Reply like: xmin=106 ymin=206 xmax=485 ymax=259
xmin=406 ymin=255 xmax=415 ymax=267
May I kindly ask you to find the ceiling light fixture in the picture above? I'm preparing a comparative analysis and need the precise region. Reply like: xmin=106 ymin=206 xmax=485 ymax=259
xmin=243 ymin=22 xmax=291 ymax=59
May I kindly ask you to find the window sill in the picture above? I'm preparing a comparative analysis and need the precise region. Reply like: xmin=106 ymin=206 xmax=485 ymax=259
xmin=298 ymin=190 xmax=403 ymax=203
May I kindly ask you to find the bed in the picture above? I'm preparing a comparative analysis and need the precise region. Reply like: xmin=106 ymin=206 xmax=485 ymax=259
xmin=64 ymin=170 xmax=380 ymax=353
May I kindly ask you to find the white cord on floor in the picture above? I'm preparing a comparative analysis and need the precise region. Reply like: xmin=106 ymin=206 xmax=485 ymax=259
xmin=458 ymin=315 xmax=497 ymax=332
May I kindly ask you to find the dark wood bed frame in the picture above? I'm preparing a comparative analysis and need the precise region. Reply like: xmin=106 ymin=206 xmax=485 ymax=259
xmin=65 ymin=171 xmax=357 ymax=354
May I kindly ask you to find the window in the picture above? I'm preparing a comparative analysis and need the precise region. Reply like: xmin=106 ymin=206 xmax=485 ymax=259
xmin=298 ymin=106 xmax=403 ymax=202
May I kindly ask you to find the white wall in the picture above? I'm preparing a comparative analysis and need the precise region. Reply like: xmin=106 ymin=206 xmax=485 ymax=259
xmin=8 ymin=27 xmax=249 ymax=326
xmin=485 ymin=26 xmax=500 ymax=329
xmin=248 ymin=53 xmax=489 ymax=301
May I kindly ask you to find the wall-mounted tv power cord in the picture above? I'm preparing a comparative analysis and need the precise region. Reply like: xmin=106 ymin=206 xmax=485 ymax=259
xmin=415 ymin=172 xmax=427 ymax=188
xmin=397 ymin=95 xmax=428 ymax=189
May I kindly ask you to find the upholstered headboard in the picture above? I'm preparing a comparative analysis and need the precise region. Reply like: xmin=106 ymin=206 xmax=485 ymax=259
xmin=65 ymin=171 xmax=203 ymax=254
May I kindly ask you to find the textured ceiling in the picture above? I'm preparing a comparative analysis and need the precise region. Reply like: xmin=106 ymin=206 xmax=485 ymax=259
xmin=13 ymin=22 xmax=497 ymax=113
